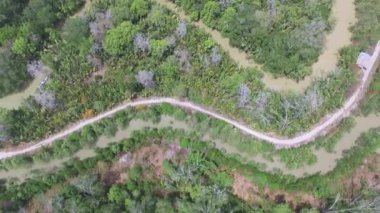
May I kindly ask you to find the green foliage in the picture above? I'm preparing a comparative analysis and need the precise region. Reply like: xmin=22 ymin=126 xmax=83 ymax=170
xmin=2 ymin=0 xmax=374 ymax=143
xmin=0 ymin=0 xmax=28 ymax=27
xmin=151 ymin=39 xmax=169 ymax=59
xmin=0 ymin=0 xmax=84 ymax=97
xmin=128 ymin=167 xmax=142 ymax=181
xmin=0 ymin=128 xmax=259 ymax=212
xmin=279 ymin=146 xmax=317 ymax=169
xmin=62 ymin=17 xmax=89 ymax=45
xmin=0 ymin=26 xmax=17 ymax=45
xmin=0 ymin=48 xmax=29 ymax=98
xmin=362 ymin=72 xmax=380 ymax=115
xmin=346 ymin=0 xmax=380 ymax=115
xmin=0 ymin=5 xmax=377 ymax=213
xmin=22 ymin=0 xmax=58 ymax=31
xmin=130 ymin=0 xmax=150 ymax=20
xmin=174 ymin=0 xmax=333 ymax=79
xmin=314 ymin=117 xmax=356 ymax=152
xmin=219 ymin=7 xmax=236 ymax=32
xmin=273 ymin=204 xmax=294 ymax=213
xmin=211 ymin=172 xmax=234 ymax=188
xmin=162 ymin=159 xmax=175 ymax=175
xmin=0 ymin=121 xmax=378 ymax=212
xmin=108 ymin=185 xmax=126 ymax=203
xmin=352 ymin=0 xmax=380 ymax=49
xmin=104 ymin=21 xmax=139 ymax=55
xmin=58 ymin=0 xmax=86 ymax=16
xmin=12 ymin=37 xmax=36 ymax=56
xmin=201 ymin=1 xmax=220 ymax=27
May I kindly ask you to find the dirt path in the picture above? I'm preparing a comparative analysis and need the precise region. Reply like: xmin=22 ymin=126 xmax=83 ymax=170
xmin=2 ymin=114 xmax=378 ymax=180
xmin=0 ymin=1 xmax=376 ymax=162
xmin=73 ymin=0 xmax=91 ymax=18
xmin=0 ymin=43 xmax=378 ymax=160
xmin=155 ymin=0 xmax=357 ymax=92
xmin=214 ymin=114 xmax=380 ymax=177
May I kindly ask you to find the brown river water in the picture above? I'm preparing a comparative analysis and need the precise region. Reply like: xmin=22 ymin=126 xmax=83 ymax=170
xmin=1 ymin=115 xmax=378 ymax=180
xmin=0 ymin=76 xmax=43 ymax=109
xmin=0 ymin=0 xmax=376 ymax=181
xmin=155 ymin=0 xmax=357 ymax=92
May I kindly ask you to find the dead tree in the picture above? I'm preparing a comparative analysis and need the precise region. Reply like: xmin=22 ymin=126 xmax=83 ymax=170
xmin=176 ymin=21 xmax=187 ymax=38
xmin=34 ymin=89 xmax=57 ymax=110
xmin=0 ymin=124 xmax=9 ymax=142
xmin=27 ymin=60 xmax=44 ymax=77
xmin=267 ymin=0 xmax=277 ymax=17
xmin=210 ymin=47 xmax=222 ymax=65
xmin=135 ymin=70 xmax=155 ymax=88
xmin=219 ymin=0 xmax=234 ymax=8
xmin=134 ymin=33 xmax=150 ymax=53
xmin=174 ymin=48 xmax=192 ymax=72
xmin=238 ymin=84 xmax=251 ymax=107
xmin=255 ymin=91 xmax=270 ymax=112
xmin=304 ymin=85 xmax=324 ymax=112
xmin=280 ymin=99 xmax=293 ymax=130
xmin=71 ymin=175 xmax=103 ymax=196
xmin=89 ymin=9 xmax=112 ymax=45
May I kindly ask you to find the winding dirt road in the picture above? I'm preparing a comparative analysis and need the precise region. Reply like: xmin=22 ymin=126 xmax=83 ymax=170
xmin=0 ymin=1 xmax=377 ymax=161
xmin=0 ymin=43 xmax=378 ymax=160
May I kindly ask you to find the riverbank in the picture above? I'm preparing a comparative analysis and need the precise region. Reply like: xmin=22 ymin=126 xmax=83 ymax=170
xmin=1 ymin=113 xmax=378 ymax=181
xmin=155 ymin=0 xmax=357 ymax=92
xmin=0 ymin=56 xmax=378 ymax=158
xmin=0 ymin=0 xmax=89 ymax=110
xmin=0 ymin=75 xmax=44 ymax=109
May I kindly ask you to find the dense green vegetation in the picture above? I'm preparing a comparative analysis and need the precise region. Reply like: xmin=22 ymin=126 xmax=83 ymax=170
xmin=0 ymin=0 xmax=371 ymax=145
xmin=170 ymin=0 xmax=334 ymax=79
xmin=183 ymin=107 xmax=357 ymax=169
xmin=0 ymin=0 xmax=378 ymax=211
xmin=0 ymin=129 xmax=284 ymax=212
xmin=0 ymin=102 xmax=377 ymax=189
xmin=351 ymin=0 xmax=380 ymax=49
xmin=0 ymin=103 xmax=355 ymax=176
xmin=0 ymin=0 xmax=85 ymax=98
xmin=354 ymin=0 xmax=380 ymax=115
xmin=0 ymin=120 xmax=378 ymax=212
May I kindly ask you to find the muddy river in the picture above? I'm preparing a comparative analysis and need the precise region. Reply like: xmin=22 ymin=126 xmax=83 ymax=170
xmin=2 ymin=114 xmax=378 ymax=180
xmin=0 ymin=76 xmax=43 ymax=109
xmin=0 ymin=0 xmax=89 ymax=110
xmin=155 ymin=0 xmax=357 ymax=92
xmin=214 ymin=114 xmax=380 ymax=177
xmin=0 ymin=0 xmax=374 ymax=181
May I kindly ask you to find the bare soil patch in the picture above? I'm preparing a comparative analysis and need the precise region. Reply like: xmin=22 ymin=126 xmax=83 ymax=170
xmin=343 ymin=154 xmax=380 ymax=198
xmin=86 ymin=65 xmax=107 ymax=83
xmin=113 ymin=142 xmax=187 ymax=182
xmin=232 ymin=172 xmax=323 ymax=210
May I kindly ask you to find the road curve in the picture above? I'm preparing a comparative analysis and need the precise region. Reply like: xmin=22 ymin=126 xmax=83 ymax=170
xmin=0 ymin=44 xmax=378 ymax=160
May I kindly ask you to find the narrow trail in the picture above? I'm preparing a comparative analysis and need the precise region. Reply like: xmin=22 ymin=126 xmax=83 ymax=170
xmin=155 ymin=0 xmax=357 ymax=92
xmin=2 ymin=114 xmax=378 ymax=180
xmin=214 ymin=114 xmax=380 ymax=177
xmin=73 ymin=0 xmax=91 ymax=17
xmin=0 ymin=41 xmax=378 ymax=160
xmin=0 ymin=0 xmax=377 ymax=163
